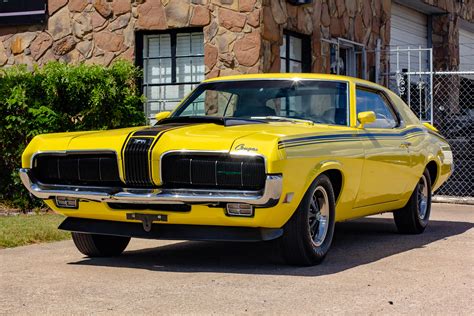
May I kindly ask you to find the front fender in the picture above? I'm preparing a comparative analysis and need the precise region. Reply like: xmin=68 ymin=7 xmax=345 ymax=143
xmin=303 ymin=160 xmax=344 ymax=191
xmin=272 ymin=157 xmax=357 ymax=226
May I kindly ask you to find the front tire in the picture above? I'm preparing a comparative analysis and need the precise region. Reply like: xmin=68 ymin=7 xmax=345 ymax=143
xmin=71 ymin=232 xmax=130 ymax=257
xmin=393 ymin=169 xmax=432 ymax=234
xmin=280 ymin=174 xmax=336 ymax=266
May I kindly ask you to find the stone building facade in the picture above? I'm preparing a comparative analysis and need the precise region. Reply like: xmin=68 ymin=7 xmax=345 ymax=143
xmin=427 ymin=0 xmax=473 ymax=70
xmin=0 ymin=0 xmax=472 ymax=117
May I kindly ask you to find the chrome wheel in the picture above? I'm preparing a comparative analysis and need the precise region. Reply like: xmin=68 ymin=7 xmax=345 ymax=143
xmin=417 ymin=174 xmax=429 ymax=220
xmin=308 ymin=186 xmax=330 ymax=247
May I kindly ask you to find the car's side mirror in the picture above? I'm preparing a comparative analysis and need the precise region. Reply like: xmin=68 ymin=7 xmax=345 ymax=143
xmin=155 ymin=111 xmax=171 ymax=123
xmin=357 ymin=111 xmax=376 ymax=128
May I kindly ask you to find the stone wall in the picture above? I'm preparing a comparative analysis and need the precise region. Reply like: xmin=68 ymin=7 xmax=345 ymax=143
xmin=202 ymin=0 xmax=262 ymax=78
xmin=0 ymin=0 xmax=472 ymax=76
xmin=422 ymin=0 xmax=473 ymax=22
xmin=431 ymin=13 xmax=459 ymax=71
xmin=421 ymin=0 xmax=473 ymax=117
xmin=0 ymin=0 xmax=263 ymax=79
xmin=422 ymin=0 xmax=473 ymax=71
xmin=1 ymin=0 xmax=138 ymax=68
xmin=261 ymin=0 xmax=392 ymax=78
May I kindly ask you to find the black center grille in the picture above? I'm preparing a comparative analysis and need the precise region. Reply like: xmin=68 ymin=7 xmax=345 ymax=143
xmin=161 ymin=153 xmax=266 ymax=190
xmin=123 ymin=137 xmax=154 ymax=187
xmin=32 ymin=153 xmax=121 ymax=186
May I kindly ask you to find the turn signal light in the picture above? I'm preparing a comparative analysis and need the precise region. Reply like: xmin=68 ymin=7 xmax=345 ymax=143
xmin=55 ymin=196 xmax=78 ymax=209
xmin=226 ymin=203 xmax=254 ymax=217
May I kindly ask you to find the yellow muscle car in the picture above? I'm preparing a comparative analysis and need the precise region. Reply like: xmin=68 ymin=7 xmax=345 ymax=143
xmin=20 ymin=74 xmax=453 ymax=265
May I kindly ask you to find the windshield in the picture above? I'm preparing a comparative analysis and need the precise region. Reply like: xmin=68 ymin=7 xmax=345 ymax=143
xmin=172 ymin=79 xmax=349 ymax=125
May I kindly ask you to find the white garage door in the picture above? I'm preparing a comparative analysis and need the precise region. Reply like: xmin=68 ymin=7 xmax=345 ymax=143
xmin=391 ymin=3 xmax=428 ymax=48
xmin=459 ymin=28 xmax=474 ymax=71
xmin=390 ymin=3 xmax=429 ymax=73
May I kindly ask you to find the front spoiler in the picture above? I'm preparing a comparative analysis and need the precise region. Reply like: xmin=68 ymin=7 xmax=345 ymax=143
xmin=19 ymin=168 xmax=282 ymax=207
xmin=59 ymin=217 xmax=283 ymax=242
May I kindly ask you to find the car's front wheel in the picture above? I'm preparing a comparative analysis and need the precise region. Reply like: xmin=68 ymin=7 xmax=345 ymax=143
xmin=393 ymin=169 xmax=432 ymax=234
xmin=280 ymin=174 xmax=336 ymax=266
xmin=71 ymin=232 xmax=131 ymax=257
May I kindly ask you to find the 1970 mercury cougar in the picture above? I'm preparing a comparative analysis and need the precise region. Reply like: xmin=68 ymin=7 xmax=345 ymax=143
xmin=20 ymin=74 xmax=453 ymax=265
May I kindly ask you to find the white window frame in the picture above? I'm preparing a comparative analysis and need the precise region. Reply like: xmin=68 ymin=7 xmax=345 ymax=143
xmin=141 ymin=29 xmax=204 ymax=122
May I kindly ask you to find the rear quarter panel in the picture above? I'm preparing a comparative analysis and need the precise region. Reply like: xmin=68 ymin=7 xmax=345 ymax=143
xmin=386 ymin=89 xmax=453 ymax=193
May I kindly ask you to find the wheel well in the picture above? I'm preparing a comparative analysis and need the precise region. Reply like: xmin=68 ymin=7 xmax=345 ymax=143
xmin=322 ymin=169 xmax=343 ymax=203
xmin=426 ymin=161 xmax=438 ymax=186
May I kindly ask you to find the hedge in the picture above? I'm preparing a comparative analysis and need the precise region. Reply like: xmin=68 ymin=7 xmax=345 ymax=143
xmin=0 ymin=60 xmax=146 ymax=210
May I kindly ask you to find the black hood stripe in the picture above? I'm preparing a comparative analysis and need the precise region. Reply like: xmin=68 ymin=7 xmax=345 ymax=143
xmin=147 ymin=123 xmax=197 ymax=172
xmin=133 ymin=122 xmax=195 ymax=136
xmin=121 ymin=123 xmax=197 ymax=186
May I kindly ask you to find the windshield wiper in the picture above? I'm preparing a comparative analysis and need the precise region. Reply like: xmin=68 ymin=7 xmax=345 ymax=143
xmin=250 ymin=116 xmax=314 ymax=125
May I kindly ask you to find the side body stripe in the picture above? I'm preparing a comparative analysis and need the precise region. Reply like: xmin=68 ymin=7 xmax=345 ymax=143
xmin=278 ymin=127 xmax=426 ymax=149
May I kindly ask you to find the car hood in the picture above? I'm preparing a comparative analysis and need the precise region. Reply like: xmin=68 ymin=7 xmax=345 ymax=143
xmin=23 ymin=121 xmax=353 ymax=167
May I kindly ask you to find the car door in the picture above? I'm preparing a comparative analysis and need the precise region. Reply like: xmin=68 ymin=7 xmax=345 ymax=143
xmin=353 ymin=86 xmax=412 ymax=208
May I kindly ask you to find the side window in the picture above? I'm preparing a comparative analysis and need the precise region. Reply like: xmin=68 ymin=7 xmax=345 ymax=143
xmin=356 ymin=88 xmax=398 ymax=129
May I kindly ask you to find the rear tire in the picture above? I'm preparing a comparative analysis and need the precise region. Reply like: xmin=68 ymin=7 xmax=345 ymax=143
xmin=393 ymin=169 xmax=432 ymax=234
xmin=71 ymin=232 xmax=130 ymax=257
xmin=280 ymin=174 xmax=336 ymax=266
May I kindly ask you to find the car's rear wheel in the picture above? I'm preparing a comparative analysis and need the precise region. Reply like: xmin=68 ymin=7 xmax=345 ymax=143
xmin=393 ymin=169 xmax=432 ymax=234
xmin=71 ymin=232 xmax=130 ymax=257
xmin=280 ymin=174 xmax=336 ymax=266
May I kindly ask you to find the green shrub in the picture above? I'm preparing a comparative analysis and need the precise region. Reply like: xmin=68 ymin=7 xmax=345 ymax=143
xmin=0 ymin=60 xmax=146 ymax=210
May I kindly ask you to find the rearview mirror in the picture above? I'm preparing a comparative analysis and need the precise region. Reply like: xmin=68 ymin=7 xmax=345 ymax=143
xmin=155 ymin=111 xmax=171 ymax=123
xmin=357 ymin=111 xmax=376 ymax=128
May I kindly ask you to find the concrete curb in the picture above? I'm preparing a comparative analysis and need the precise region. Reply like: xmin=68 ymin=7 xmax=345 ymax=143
xmin=433 ymin=195 xmax=474 ymax=205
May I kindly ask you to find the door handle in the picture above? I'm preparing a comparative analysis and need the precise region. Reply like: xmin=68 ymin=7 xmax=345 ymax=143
xmin=400 ymin=141 xmax=412 ymax=148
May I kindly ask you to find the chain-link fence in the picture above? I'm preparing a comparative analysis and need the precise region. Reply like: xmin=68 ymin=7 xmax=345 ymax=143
xmin=379 ymin=46 xmax=473 ymax=201
xmin=393 ymin=72 xmax=473 ymax=200
xmin=431 ymin=72 xmax=473 ymax=198
xmin=390 ymin=71 xmax=473 ymax=199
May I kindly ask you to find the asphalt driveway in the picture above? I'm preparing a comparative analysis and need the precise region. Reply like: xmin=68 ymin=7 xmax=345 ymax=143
xmin=1 ymin=203 xmax=473 ymax=315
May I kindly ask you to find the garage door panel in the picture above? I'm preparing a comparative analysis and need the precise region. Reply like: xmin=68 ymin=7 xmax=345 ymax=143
xmin=390 ymin=3 xmax=428 ymax=48
xmin=390 ymin=3 xmax=429 ymax=73
xmin=459 ymin=28 xmax=474 ymax=71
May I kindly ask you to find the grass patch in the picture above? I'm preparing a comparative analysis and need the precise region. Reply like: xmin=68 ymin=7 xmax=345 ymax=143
xmin=0 ymin=214 xmax=70 ymax=248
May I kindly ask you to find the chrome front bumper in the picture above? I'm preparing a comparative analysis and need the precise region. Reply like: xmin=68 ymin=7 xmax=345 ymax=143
xmin=19 ymin=168 xmax=282 ymax=206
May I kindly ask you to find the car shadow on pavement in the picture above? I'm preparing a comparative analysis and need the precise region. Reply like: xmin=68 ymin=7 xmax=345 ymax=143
xmin=69 ymin=217 xmax=473 ymax=276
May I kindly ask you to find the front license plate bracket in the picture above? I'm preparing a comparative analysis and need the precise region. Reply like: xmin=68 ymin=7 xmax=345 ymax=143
xmin=126 ymin=213 xmax=168 ymax=232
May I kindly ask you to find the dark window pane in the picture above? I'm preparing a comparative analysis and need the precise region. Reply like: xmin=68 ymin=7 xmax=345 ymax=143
xmin=280 ymin=36 xmax=287 ymax=59
xmin=280 ymin=32 xmax=310 ymax=73
xmin=290 ymin=37 xmax=302 ymax=60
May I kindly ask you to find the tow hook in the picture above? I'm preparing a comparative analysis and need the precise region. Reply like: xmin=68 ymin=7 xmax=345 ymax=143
xmin=126 ymin=213 xmax=168 ymax=232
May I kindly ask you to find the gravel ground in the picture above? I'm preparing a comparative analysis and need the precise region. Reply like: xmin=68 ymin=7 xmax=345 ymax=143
xmin=1 ymin=203 xmax=473 ymax=315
